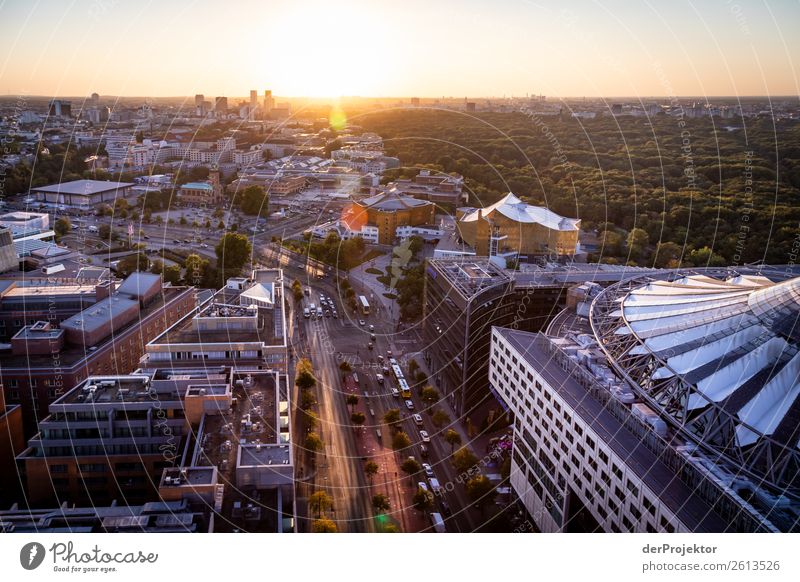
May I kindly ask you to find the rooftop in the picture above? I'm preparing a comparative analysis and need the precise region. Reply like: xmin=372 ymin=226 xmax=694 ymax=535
xmin=459 ymin=192 xmax=580 ymax=231
xmin=181 ymin=181 xmax=213 ymax=191
xmin=358 ymin=188 xmax=433 ymax=211
xmin=498 ymin=327 xmax=729 ymax=532
xmin=30 ymin=179 xmax=134 ymax=196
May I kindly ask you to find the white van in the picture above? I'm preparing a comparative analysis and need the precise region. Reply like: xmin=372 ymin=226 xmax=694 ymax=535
xmin=428 ymin=477 xmax=442 ymax=495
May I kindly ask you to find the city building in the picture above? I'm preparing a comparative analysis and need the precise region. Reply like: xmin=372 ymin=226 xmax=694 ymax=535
xmin=422 ymin=257 xmax=657 ymax=416
xmin=342 ymin=188 xmax=437 ymax=245
xmin=0 ymin=273 xmax=196 ymax=436
xmin=215 ymin=96 xmax=228 ymax=117
xmin=30 ymin=179 xmax=135 ymax=210
xmin=0 ymin=499 xmax=214 ymax=532
xmin=0 ymin=389 xmax=24 ymax=506
xmin=0 ymin=228 xmax=17 ymax=274
xmin=48 ymin=100 xmax=72 ymax=118
xmin=389 ymin=170 xmax=466 ymax=206
xmin=490 ymin=267 xmax=800 ymax=532
xmin=179 ymin=168 xmax=223 ymax=206
xmin=143 ymin=269 xmax=287 ymax=372
xmin=263 ymin=90 xmax=274 ymax=115
xmin=457 ymin=193 xmax=580 ymax=261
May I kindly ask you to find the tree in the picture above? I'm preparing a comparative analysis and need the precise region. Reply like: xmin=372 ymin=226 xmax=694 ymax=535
xmin=444 ymin=429 xmax=462 ymax=453
xmin=383 ymin=524 xmax=400 ymax=533
xmin=346 ymin=394 xmax=359 ymax=412
xmin=239 ymin=185 xmax=269 ymax=216
xmin=413 ymin=487 xmax=433 ymax=512
xmin=99 ymin=224 xmax=112 ymax=240
xmin=383 ymin=408 xmax=401 ymax=428
xmin=408 ymin=359 xmax=420 ymax=376
xmin=351 ymin=411 xmax=366 ymax=427
xmin=150 ymin=259 xmax=164 ymax=275
xmin=116 ymin=253 xmax=150 ymax=277
xmin=339 ymin=361 xmax=352 ymax=373
xmin=627 ymin=227 xmax=650 ymax=259
xmin=372 ymin=493 xmax=390 ymax=514
xmin=184 ymin=253 xmax=210 ymax=285
xmin=465 ymin=475 xmax=496 ymax=509
xmin=300 ymin=389 xmax=317 ymax=410
xmin=364 ymin=460 xmax=379 ymax=485
xmin=452 ymin=447 xmax=479 ymax=474
xmin=431 ymin=409 xmax=450 ymax=428
xmin=400 ymin=457 xmax=421 ymax=480
xmin=305 ymin=432 xmax=324 ymax=457
xmin=215 ymin=232 xmax=252 ymax=277
xmin=392 ymin=431 xmax=411 ymax=450
xmin=54 ymin=217 xmax=71 ymax=237
xmin=295 ymin=358 xmax=317 ymax=390
xmin=653 ymin=241 xmax=683 ymax=268
xmin=420 ymin=385 xmax=439 ymax=403
xmin=309 ymin=490 xmax=332 ymax=518
xmin=291 ymin=279 xmax=303 ymax=302
xmin=163 ymin=264 xmax=181 ymax=285
xmin=311 ymin=518 xmax=337 ymax=533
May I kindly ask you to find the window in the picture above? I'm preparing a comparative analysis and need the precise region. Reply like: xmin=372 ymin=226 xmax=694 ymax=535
xmin=626 ymin=481 xmax=640 ymax=498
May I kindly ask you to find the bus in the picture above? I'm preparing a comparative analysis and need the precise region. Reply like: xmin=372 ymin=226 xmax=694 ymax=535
xmin=398 ymin=378 xmax=411 ymax=399
xmin=391 ymin=364 xmax=404 ymax=380
xmin=358 ymin=295 xmax=370 ymax=315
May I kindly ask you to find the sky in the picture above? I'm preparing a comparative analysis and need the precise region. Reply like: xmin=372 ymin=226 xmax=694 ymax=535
xmin=0 ymin=0 xmax=798 ymax=99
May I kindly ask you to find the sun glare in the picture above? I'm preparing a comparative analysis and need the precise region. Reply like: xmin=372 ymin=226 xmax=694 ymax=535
xmin=265 ymin=2 xmax=392 ymax=97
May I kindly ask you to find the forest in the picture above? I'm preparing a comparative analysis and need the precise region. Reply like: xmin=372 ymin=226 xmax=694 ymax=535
xmin=358 ymin=108 xmax=800 ymax=267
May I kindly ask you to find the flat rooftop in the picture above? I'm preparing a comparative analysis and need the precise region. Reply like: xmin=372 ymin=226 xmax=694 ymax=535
xmin=0 ymin=286 xmax=188 ymax=370
xmin=151 ymin=287 xmax=281 ymax=346
xmin=427 ymin=257 xmax=511 ymax=300
xmin=30 ymin=179 xmax=135 ymax=195
xmin=498 ymin=327 xmax=729 ymax=532
xmin=52 ymin=375 xmax=182 ymax=407
xmin=195 ymin=372 xmax=286 ymax=481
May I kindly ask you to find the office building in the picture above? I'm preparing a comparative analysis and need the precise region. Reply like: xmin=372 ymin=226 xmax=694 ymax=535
xmin=179 ymin=168 xmax=223 ymax=206
xmin=490 ymin=267 xmax=800 ymax=532
xmin=389 ymin=170 xmax=466 ymax=206
xmin=0 ymin=273 xmax=196 ymax=436
xmin=48 ymin=100 xmax=72 ymax=118
xmin=0 ymin=390 xmax=24 ymax=506
xmin=0 ymin=228 xmax=17 ymax=274
xmin=0 ymin=499 xmax=213 ymax=532
xmin=422 ymin=257 xmax=657 ymax=416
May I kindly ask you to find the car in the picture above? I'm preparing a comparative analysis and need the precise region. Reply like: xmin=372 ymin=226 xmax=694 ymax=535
xmin=369 ymin=324 xmax=374 ymax=332
xmin=391 ymin=388 xmax=400 ymax=398
xmin=377 ymin=355 xmax=384 ymax=363
xmin=413 ymin=414 xmax=423 ymax=426
xmin=418 ymin=482 xmax=429 ymax=493
xmin=405 ymin=400 xmax=414 ymax=410
xmin=387 ymin=350 xmax=393 ymax=357
xmin=332 ymin=311 xmax=338 ymax=319
xmin=359 ymin=319 xmax=366 ymax=326
xmin=439 ymin=500 xmax=452 ymax=517
xmin=367 ymin=342 xmax=373 ymax=350
xmin=422 ymin=463 xmax=434 ymax=478
xmin=419 ymin=430 xmax=430 ymax=443
xmin=382 ymin=366 xmax=390 ymax=374
xmin=143 ymin=235 xmax=150 ymax=240
xmin=419 ymin=444 xmax=429 ymax=458
xmin=173 ymin=239 xmax=181 ymax=244
xmin=370 ymin=334 xmax=376 ymax=341
xmin=325 ymin=310 xmax=331 ymax=317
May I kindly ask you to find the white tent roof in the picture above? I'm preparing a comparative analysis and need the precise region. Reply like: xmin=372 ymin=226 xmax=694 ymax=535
xmin=459 ymin=193 xmax=580 ymax=231
xmin=618 ymin=274 xmax=800 ymax=448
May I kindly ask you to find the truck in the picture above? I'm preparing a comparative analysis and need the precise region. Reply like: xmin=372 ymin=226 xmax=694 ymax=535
xmin=430 ymin=512 xmax=446 ymax=533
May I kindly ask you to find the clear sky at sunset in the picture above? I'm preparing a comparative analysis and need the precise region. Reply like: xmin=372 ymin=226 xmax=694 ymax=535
xmin=0 ymin=0 xmax=798 ymax=98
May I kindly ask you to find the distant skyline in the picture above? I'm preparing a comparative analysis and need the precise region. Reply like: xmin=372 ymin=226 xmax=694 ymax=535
xmin=1 ymin=0 xmax=799 ymax=99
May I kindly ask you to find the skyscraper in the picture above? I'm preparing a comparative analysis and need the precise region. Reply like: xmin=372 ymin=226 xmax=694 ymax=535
xmin=263 ymin=90 xmax=274 ymax=114
xmin=250 ymin=89 xmax=258 ymax=109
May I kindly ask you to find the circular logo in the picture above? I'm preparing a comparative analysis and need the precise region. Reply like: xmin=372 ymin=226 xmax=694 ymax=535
xmin=19 ymin=542 xmax=46 ymax=570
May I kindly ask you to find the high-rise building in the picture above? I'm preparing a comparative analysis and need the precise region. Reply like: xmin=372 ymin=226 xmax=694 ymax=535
xmin=490 ymin=267 xmax=800 ymax=532
xmin=250 ymin=89 xmax=258 ymax=109
xmin=263 ymin=90 xmax=274 ymax=114
xmin=90 ymin=92 xmax=99 ymax=108
xmin=215 ymin=96 xmax=228 ymax=116
xmin=422 ymin=258 xmax=658 ymax=416
xmin=48 ymin=100 xmax=72 ymax=118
